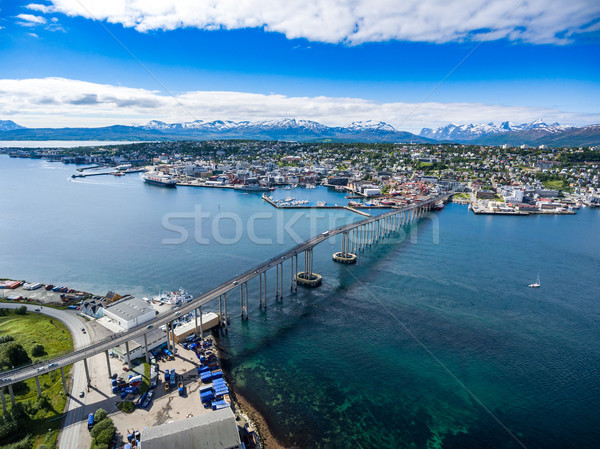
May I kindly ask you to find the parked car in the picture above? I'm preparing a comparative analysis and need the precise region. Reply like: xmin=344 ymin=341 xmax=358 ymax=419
xmin=79 ymin=391 xmax=85 ymax=398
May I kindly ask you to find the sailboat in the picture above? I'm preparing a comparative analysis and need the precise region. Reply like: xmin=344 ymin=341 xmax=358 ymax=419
xmin=528 ymin=273 xmax=541 ymax=288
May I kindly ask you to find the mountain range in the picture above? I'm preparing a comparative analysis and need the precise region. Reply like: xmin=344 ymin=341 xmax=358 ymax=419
xmin=0 ymin=118 xmax=598 ymax=146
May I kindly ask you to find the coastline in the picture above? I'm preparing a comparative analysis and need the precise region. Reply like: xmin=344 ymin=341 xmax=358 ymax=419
xmin=234 ymin=390 xmax=290 ymax=449
xmin=213 ymin=338 xmax=290 ymax=449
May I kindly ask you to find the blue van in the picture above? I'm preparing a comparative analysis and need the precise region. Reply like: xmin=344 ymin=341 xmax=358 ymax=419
xmin=87 ymin=413 xmax=94 ymax=430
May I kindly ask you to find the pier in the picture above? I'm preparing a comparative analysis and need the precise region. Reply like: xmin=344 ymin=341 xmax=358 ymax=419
xmin=0 ymin=193 xmax=450 ymax=393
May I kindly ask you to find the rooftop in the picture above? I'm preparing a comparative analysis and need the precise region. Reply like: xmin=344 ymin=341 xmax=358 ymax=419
xmin=104 ymin=296 xmax=155 ymax=321
xmin=140 ymin=407 xmax=241 ymax=449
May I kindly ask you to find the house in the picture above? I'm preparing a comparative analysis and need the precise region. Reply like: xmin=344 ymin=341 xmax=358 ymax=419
xmin=81 ymin=300 xmax=104 ymax=319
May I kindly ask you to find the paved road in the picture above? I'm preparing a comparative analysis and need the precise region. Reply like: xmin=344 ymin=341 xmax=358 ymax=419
xmin=0 ymin=194 xmax=449 ymax=389
xmin=0 ymin=304 xmax=91 ymax=449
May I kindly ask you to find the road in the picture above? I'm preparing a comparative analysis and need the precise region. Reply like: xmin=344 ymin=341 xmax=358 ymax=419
xmin=0 ymin=304 xmax=91 ymax=449
xmin=0 ymin=194 xmax=449 ymax=389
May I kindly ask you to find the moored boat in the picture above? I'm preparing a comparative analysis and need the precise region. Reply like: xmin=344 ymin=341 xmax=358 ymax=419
xmin=143 ymin=171 xmax=177 ymax=187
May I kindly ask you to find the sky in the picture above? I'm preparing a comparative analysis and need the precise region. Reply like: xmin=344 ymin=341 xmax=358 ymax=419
xmin=0 ymin=0 xmax=599 ymax=133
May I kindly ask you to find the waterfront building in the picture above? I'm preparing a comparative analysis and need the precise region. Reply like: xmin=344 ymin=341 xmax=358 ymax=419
xmin=103 ymin=296 xmax=156 ymax=330
xmin=140 ymin=407 xmax=242 ymax=449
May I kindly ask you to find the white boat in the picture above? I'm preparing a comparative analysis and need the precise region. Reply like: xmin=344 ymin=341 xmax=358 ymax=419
xmin=528 ymin=274 xmax=541 ymax=288
xmin=316 ymin=201 xmax=327 ymax=207
xmin=284 ymin=196 xmax=295 ymax=202
xmin=153 ymin=288 xmax=194 ymax=305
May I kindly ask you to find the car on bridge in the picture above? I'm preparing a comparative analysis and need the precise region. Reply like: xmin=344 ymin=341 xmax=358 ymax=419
xmin=48 ymin=363 xmax=58 ymax=369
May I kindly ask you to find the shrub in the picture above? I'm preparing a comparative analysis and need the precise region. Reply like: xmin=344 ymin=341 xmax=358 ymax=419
xmin=116 ymin=401 xmax=135 ymax=413
xmin=90 ymin=418 xmax=113 ymax=440
xmin=95 ymin=427 xmax=115 ymax=445
xmin=31 ymin=344 xmax=45 ymax=357
xmin=0 ymin=336 xmax=14 ymax=344
xmin=94 ymin=408 xmax=107 ymax=423
xmin=14 ymin=307 xmax=27 ymax=316
xmin=0 ymin=309 xmax=9 ymax=317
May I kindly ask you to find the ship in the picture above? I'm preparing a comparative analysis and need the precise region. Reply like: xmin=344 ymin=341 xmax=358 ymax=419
xmin=433 ymin=201 xmax=445 ymax=210
xmin=142 ymin=171 xmax=177 ymax=187
xmin=234 ymin=178 xmax=272 ymax=192
xmin=152 ymin=288 xmax=194 ymax=305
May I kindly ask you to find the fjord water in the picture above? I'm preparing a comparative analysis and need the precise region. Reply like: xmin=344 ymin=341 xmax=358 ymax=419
xmin=1 ymin=155 xmax=599 ymax=448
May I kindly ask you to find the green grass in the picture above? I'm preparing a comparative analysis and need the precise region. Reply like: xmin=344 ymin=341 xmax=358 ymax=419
xmin=0 ymin=310 xmax=74 ymax=449
xmin=0 ymin=312 xmax=74 ymax=361
xmin=542 ymin=180 xmax=564 ymax=190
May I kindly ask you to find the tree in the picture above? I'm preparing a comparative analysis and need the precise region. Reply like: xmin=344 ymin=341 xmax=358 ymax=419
xmin=14 ymin=306 xmax=27 ymax=316
xmin=1 ymin=343 xmax=31 ymax=368
xmin=31 ymin=344 xmax=45 ymax=357
xmin=94 ymin=408 xmax=108 ymax=423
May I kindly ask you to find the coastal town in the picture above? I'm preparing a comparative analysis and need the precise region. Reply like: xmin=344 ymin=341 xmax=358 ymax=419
xmin=3 ymin=140 xmax=600 ymax=214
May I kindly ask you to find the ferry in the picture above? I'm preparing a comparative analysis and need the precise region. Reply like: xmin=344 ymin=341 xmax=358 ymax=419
xmin=143 ymin=171 xmax=177 ymax=187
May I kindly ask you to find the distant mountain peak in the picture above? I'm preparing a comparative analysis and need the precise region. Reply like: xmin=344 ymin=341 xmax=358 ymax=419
xmin=419 ymin=120 xmax=573 ymax=141
xmin=0 ymin=120 xmax=25 ymax=131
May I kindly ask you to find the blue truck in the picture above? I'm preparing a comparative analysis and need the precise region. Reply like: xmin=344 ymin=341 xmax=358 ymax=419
xmin=87 ymin=413 xmax=94 ymax=430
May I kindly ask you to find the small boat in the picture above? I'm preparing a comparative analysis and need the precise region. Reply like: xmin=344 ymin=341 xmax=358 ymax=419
xmin=433 ymin=201 xmax=445 ymax=210
xmin=528 ymin=274 xmax=541 ymax=288
xmin=316 ymin=201 xmax=327 ymax=207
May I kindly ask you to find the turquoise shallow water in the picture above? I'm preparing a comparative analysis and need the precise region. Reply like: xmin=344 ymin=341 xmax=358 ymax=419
xmin=1 ymin=155 xmax=599 ymax=448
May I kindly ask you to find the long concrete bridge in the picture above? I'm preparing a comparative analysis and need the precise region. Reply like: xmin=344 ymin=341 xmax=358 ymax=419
xmin=0 ymin=192 xmax=451 ymax=408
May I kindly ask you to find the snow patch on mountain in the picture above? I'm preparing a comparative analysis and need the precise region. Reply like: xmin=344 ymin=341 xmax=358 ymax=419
xmin=0 ymin=120 xmax=25 ymax=131
xmin=420 ymin=120 xmax=574 ymax=140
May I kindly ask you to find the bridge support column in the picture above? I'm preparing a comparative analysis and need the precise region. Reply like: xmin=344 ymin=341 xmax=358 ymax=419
xmin=104 ymin=351 xmax=112 ymax=379
xmin=60 ymin=366 xmax=68 ymax=393
xmin=125 ymin=342 xmax=132 ymax=371
xmin=166 ymin=323 xmax=172 ymax=351
xmin=7 ymin=384 xmax=15 ymax=407
xmin=0 ymin=388 xmax=6 ymax=414
xmin=144 ymin=333 xmax=150 ymax=364
xmin=34 ymin=376 xmax=42 ymax=397
xmin=199 ymin=306 xmax=204 ymax=339
xmin=279 ymin=263 xmax=284 ymax=301
xmin=259 ymin=271 xmax=263 ymax=308
xmin=83 ymin=358 xmax=91 ymax=387
xmin=224 ymin=292 xmax=228 ymax=334
xmin=276 ymin=264 xmax=280 ymax=300
xmin=194 ymin=308 xmax=199 ymax=337
xmin=296 ymin=248 xmax=322 ymax=287
xmin=333 ymin=231 xmax=357 ymax=264
xmin=219 ymin=295 xmax=223 ymax=330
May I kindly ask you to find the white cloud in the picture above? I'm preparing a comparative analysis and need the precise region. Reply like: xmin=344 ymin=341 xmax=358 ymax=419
xmin=27 ymin=33 xmax=39 ymax=38
xmin=16 ymin=13 xmax=47 ymax=25
xmin=0 ymin=77 xmax=598 ymax=132
xmin=37 ymin=0 xmax=600 ymax=44
xmin=26 ymin=4 xmax=53 ymax=13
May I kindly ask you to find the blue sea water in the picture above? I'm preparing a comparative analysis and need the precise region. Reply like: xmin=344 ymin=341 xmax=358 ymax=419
xmin=1 ymin=155 xmax=599 ymax=448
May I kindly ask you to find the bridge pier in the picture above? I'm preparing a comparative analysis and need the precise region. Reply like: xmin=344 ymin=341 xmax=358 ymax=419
xmin=194 ymin=307 xmax=199 ymax=337
xmin=223 ymin=292 xmax=228 ymax=334
xmin=7 ymin=384 xmax=15 ymax=407
xmin=144 ymin=333 xmax=150 ymax=364
xmin=0 ymin=388 xmax=6 ymax=414
xmin=125 ymin=341 xmax=132 ymax=371
xmin=60 ymin=366 xmax=68 ymax=393
xmin=104 ymin=351 xmax=112 ymax=379
xmin=296 ymin=248 xmax=322 ymax=287
xmin=35 ymin=376 xmax=42 ymax=397
xmin=275 ymin=264 xmax=280 ymax=300
xmin=333 ymin=230 xmax=357 ymax=264
xmin=83 ymin=358 xmax=91 ymax=387
xmin=199 ymin=306 xmax=204 ymax=339
xmin=219 ymin=295 xmax=223 ymax=330
xmin=240 ymin=283 xmax=249 ymax=319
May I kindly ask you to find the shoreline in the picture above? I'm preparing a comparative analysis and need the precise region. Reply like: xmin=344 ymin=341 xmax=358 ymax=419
xmin=234 ymin=390 xmax=291 ymax=449
xmin=213 ymin=338 xmax=290 ymax=449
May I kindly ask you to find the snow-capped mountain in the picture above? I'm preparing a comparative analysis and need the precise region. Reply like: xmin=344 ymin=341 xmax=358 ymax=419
xmin=419 ymin=120 xmax=573 ymax=141
xmin=0 ymin=120 xmax=25 ymax=131
xmin=345 ymin=120 xmax=397 ymax=132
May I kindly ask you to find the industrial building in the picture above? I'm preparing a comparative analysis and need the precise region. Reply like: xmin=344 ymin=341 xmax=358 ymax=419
xmin=103 ymin=296 xmax=156 ymax=330
xmin=140 ymin=407 xmax=241 ymax=449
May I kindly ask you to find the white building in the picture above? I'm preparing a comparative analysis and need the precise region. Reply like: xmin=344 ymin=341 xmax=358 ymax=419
xmin=103 ymin=297 xmax=157 ymax=330
xmin=112 ymin=329 xmax=167 ymax=361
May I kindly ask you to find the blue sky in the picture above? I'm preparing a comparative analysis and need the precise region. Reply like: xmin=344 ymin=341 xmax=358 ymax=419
xmin=1 ymin=0 xmax=599 ymax=132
